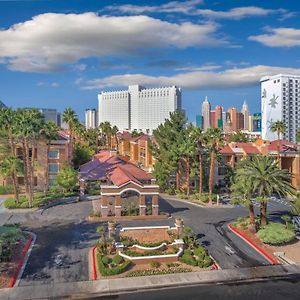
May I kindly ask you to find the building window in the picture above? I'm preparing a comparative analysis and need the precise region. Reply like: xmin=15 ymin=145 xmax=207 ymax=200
xmin=48 ymin=150 xmax=59 ymax=159
xmin=48 ymin=163 xmax=59 ymax=173
xmin=48 ymin=178 xmax=57 ymax=187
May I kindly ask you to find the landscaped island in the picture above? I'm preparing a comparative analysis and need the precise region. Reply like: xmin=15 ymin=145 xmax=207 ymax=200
xmin=92 ymin=220 xmax=214 ymax=279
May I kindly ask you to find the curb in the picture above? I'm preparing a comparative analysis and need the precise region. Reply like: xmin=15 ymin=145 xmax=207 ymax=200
xmin=92 ymin=246 xmax=98 ymax=280
xmin=227 ymin=224 xmax=278 ymax=265
xmin=9 ymin=232 xmax=35 ymax=288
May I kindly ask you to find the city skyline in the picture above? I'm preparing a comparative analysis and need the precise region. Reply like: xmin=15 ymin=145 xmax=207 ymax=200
xmin=1 ymin=0 xmax=300 ymax=121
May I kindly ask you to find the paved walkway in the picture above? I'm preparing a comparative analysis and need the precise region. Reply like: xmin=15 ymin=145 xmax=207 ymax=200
xmin=1 ymin=264 xmax=299 ymax=300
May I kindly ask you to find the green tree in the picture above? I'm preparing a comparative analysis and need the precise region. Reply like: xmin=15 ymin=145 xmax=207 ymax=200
xmin=99 ymin=121 xmax=112 ymax=148
xmin=0 ymin=156 xmax=23 ymax=204
xmin=62 ymin=107 xmax=78 ymax=164
xmin=281 ymin=214 xmax=291 ymax=229
xmin=237 ymin=156 xmax=295 ymax=226
xmin=151 ymin=111 xmax=187 ymax=191
xmin=190 ymin=126 xmax=206 ymax=194
xmin=291 ymin=193 xmax=300 ymax=216
xmin=204 ymin=128 xmax=224 ymax=205
xmin=56 ymin=165 xmax=78 ymax=192
xmin=41 ymin=121 xmax=59 ymax=192
xmin=271 ymin=121 xmax=286 ymax=166
xmin=72 ymin=143 xmax=95 ymax=169
xmin=15 ymin=108 xmax=44 ymax=207
xmin=231 ymin=160 xmax=256 ymax=232
xmin=228 ymin=131 xmax=249 ymax=143
xmin=111 ymin=125 xmax=119 ymax=150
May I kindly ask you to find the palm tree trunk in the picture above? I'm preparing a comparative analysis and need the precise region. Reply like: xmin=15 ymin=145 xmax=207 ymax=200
xmin=208 ymin=150 xmax=215 ymax=205
xmin=176 ymin=170 xmax=180 ymax=190
xmin=23 ymin=139 xmax=32 ymax=206
xmin=11 ymin=171 xmax=19 ymax=204
xmin=183 ymin=157 xmax=190 ymax=196
xmin=29 ymin=142 xmax=36 ymax=207
xmin=199 ymin=152 xmax=203 ymax=194
xmin=277 ymin=131 xmax=280 ymax=167
xmin=69 ymin=131 xmax=73 ymax=164
xmin=260 ymin=200 xmax=267 ymax=226
xmin=248 ymin=203 xmax=256 ymax=232
xmin=44 ymin=141 xmax=50 ymax=193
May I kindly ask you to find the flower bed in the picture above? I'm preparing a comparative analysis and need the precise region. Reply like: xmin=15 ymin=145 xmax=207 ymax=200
xmin=179 ymin=246 xmax=212 ymax=268
xmin=126 ymin=267 xmax=192 ymax=277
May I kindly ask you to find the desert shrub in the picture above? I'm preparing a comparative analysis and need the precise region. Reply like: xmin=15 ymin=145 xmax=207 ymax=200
xmin=120 ymin=236 xmax=136 ymax=247
xmin=180 ymin=251 xmax=197 ymax=266
xmin=257 ymin=222 xmax=295 ymax=245
xmin=101 ymin=256 xmax=110 ymax=265
xmin=126 ymin=267 xmax=191 ymax=277
xmin=194 ymin=246 xmax=207 ymax=259
xmin=150 ymin=261 xmax=160 ymax=268
xmin=198 ymin=255 xmax=212 ymax=268
xmin=112 ymin=254 xmax=124 ymax=265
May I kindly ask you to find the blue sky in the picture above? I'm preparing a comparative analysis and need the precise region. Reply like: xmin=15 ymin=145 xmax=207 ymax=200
xmin=0 ymin=0 xmax=300 ymax=122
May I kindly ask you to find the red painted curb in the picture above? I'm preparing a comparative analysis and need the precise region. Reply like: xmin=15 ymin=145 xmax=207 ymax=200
xmin=227 ymin=224 xmax=278 ymax=265
xmin=92 ymin=246 xmax=97 ymax=280
xmin=9 ymin=234 xmax=33 ymax=288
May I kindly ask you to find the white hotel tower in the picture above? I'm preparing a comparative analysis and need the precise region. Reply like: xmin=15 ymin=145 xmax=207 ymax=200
xmin=98 ymin=85 xmax=182 ymax=133
xmin=261 ymin=74 xmax=300 ymax=142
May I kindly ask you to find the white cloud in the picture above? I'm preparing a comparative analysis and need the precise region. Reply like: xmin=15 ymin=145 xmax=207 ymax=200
xmin=37 ymin=81 xmax=59 ymax=87
xmin=73 ymin=64 xmax=87 ymax=72
xmin=249 ymin=27 xmax=300 ymax=47
xmin=82 ymin=65 xmax=300 ymax=90
xmin=0 ymin=12 xmax=224 ymax=72
xmin=105 ymin=2 xmax=289 ymax=20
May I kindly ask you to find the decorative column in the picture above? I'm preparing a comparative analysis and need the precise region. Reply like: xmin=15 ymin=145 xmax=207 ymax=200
xmin=175 ymin=218 xmax=184 ymax=238
xmin=139 ymin=195 xmax=146 ymax=216
xmin=101 ymin=195 xmax=109 ymax=217
xmin=108 ymin=221 xmax=116 ymax=239
xmin=152 ymin=194 xmax=159 ymax=216
xmin=79 ymin=180 xmax=85 ymax=199
xmin=115 ymin=195 xmax=122 ymax=216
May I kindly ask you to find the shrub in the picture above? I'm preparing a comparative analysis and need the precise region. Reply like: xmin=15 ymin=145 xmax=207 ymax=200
xmin=101 ymin=256 xmax=110 ymax=265
xmin=194 ymin=246 xmax=207 ymax=259
xmin=97 ymin=253 xmax=131 ymax=276
xmin=120 ymin=236 xmax=136 ymax=247
xmin=112 ymin=254 xmax=124 ymax=265
xmin=150 ymin=261 xmax=160 ymax=268
xmin=180 ymin=251 xmax=197 ymax=266
xmin=198 ymin=256 xmax=212 ymax=268
xmin=0 ymin=185 xmax=14 ymax=194
xmin=257 ymin=222 xmax=295 ymax=245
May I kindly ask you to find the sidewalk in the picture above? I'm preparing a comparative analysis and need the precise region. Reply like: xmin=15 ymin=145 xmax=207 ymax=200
xmin=1 ymin=264 xmax=300 ymax=299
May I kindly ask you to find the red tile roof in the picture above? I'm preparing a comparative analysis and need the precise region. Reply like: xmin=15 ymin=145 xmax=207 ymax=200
xmin=235 ymin=143 xmax=261 ymax=155
xmin=79 ymin=150 xmax=153 ymax=186
xmin=220 ymin=145 xmax=234 ymax=155
xmin=268 ymin=140 xmax=298 ymax=152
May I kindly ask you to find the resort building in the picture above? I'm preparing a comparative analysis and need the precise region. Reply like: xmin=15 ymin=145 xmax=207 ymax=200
xmin=261 ymin=74 xmax=300 ymax=142
xmin=98 ymin=85 xmax=182 ymax=133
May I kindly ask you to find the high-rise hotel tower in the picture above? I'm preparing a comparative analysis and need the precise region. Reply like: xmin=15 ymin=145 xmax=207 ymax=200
xmin=98 ymin=85 xmax=181 ymax=133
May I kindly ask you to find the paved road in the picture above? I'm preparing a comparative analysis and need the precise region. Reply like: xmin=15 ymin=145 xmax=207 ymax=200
xmin=0 ymin=194 xmax=293 ymax=286
xmin=91 ymin=277 xmax=300 ymax=300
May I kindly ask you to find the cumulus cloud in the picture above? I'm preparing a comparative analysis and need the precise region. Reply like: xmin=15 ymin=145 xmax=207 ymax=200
xmin=249 ymin=27 xmax=300 ymax=47
xmin=105 ymin=1 xmax=289 ymax=20
xmin=0 ymin=12 xmax=224 ymax=72
xmin=82 ymin=65 xmax=300 ymax=90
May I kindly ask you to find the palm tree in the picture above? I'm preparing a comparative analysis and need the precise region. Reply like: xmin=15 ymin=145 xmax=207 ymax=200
xmin=238 ymin=156 xmax=295 ymax=226
xmin=41 ymin=121 xmax=59 ymax=193
xmin=191 ymin=126 xmax=205 ymax=194
xmin=62 ymin=108 xmax=78 ymax=163
xmin=15 ymin=109 xmax=44 ymax=207
xmin=99 ymin=121 xmax=112 ymax=148
xmin=111 ymin=125 xmax=119 ymax=150
xmin=205 ymin=128 xmax=224 ymax=205
xmin=0 ymin=156 xmax=23 ymax=204
xmin=271 ymin=121 xmax=286 ymax=166
xmin=231 ymin=160 xmax=256 ymax=232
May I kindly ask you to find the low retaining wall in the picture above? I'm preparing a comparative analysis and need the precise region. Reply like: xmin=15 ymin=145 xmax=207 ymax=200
xmin=88 ymin=214 xmax=169 ymax=222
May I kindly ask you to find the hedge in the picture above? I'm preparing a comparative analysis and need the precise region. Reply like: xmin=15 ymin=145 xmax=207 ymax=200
xmin=126 ymin=267 xmax=192 ymax=277
xmin=97 ymin=253 xmax=131 ymax=276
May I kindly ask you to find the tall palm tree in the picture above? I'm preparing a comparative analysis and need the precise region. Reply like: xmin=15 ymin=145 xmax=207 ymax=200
xmin=99 ymin=121 xmax=112 ymax=148
xmin=191 ymin=126 xmax=205 ymax=194
xmin=0 ymin=156 xmax=23 ymax=204
xmin=231 ymin=160 xmax=256 ymax=232
xmin=238 ymin=156 xmax=295 ymax=226
xmin=205 ymin=128 xmax=224 ymax=205
xmin=15 ymin=109 xmax=44 ymax=207
xmin=41 ymin=121 xmax=59 ymax=193
xmin=111 ymin=125 xmax=119 ymax=150
xmin=271 ymin=121 xmax=286 ymax=166
xmin=62 ymin=108 xmax=78 ymax=163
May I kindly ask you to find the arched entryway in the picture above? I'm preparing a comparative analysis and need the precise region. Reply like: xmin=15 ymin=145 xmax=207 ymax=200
xmin=100 ymin=182 xmax=159 ymax=217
